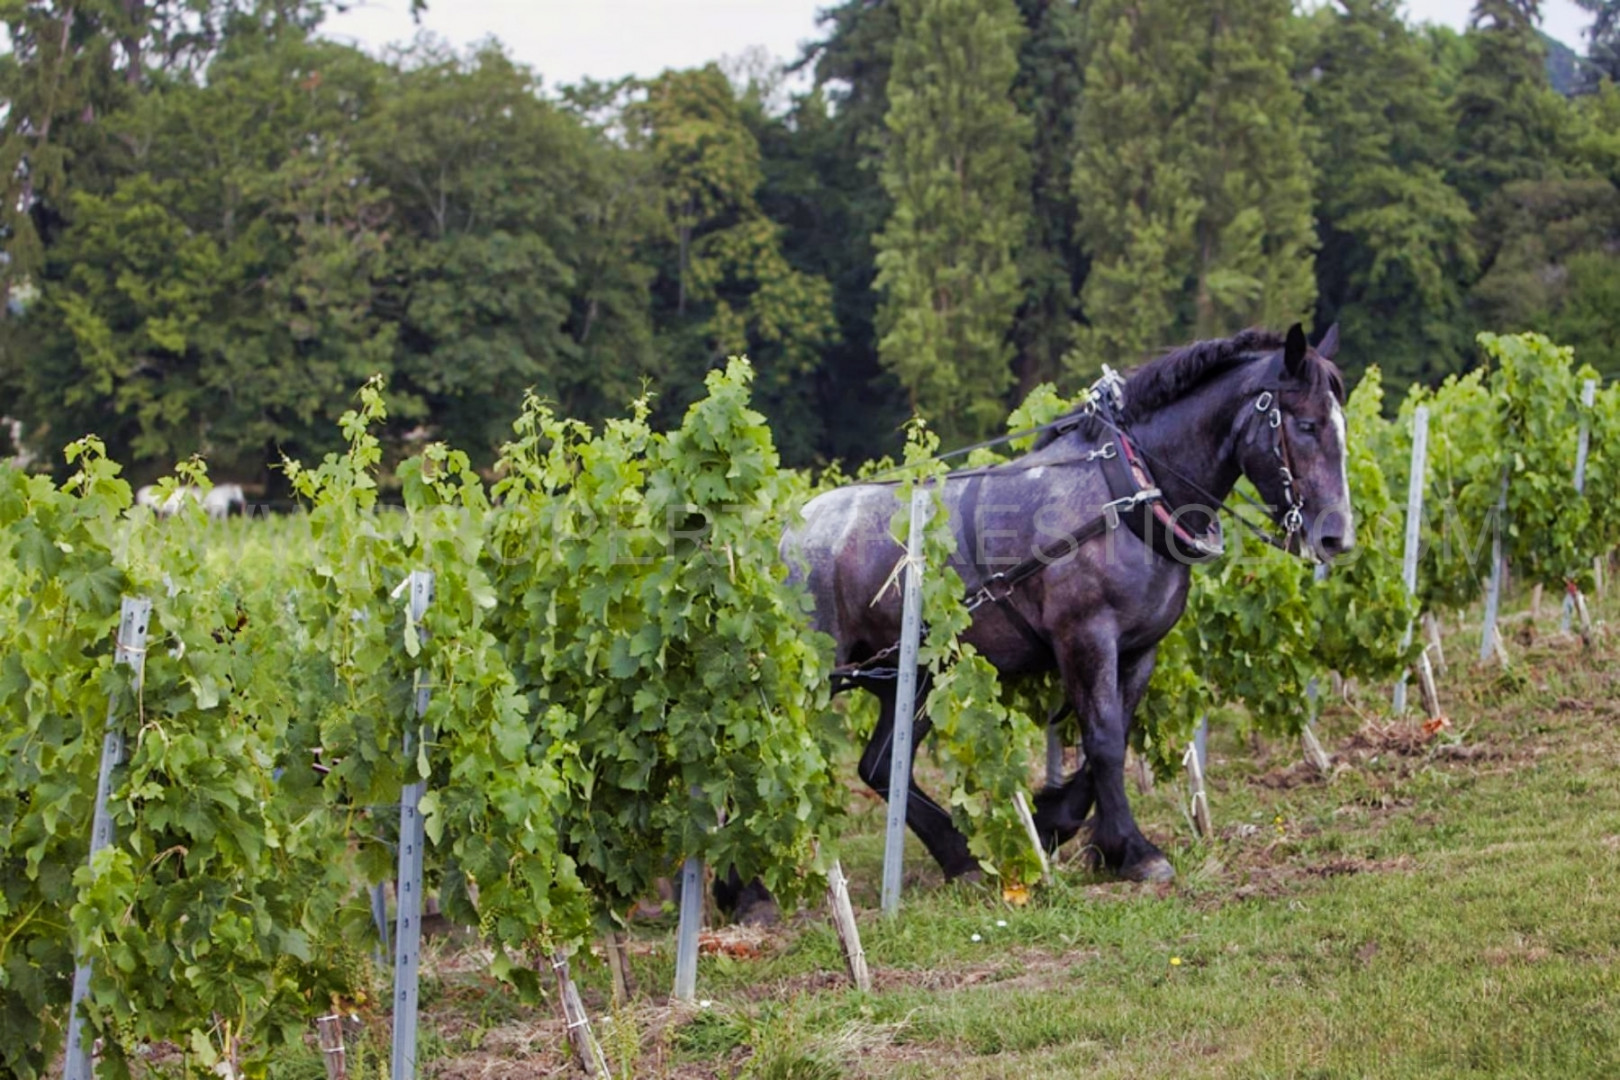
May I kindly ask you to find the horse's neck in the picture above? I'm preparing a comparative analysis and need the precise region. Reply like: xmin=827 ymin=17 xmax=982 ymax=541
xmin=1127 ymin=374 xmax=1250 ymax=510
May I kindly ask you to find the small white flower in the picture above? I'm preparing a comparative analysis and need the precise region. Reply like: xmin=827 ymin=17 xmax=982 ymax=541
xmin=970 ymin=933 xmax=982 ymax=942
xmin=698 ymin=999 xmax=713 ymax=1009
xmin=995 ymin=920 xmax=1008 ymax=928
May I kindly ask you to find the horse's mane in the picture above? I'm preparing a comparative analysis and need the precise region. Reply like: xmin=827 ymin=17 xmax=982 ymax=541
xmin=1032 ymin=328 xmax=1344 ymax=449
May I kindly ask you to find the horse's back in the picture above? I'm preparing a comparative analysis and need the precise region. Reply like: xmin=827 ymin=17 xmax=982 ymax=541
xmin=781 ymin=484 xmax=901 ymax=654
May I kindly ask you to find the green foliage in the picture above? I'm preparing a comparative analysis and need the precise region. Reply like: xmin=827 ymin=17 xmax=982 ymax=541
xmin=1450 ymin=0 xmax=1570 ymax=210
xmin=1299 ymin=0 xmax=1477 ymax=393
xmin=1070 ymin=0 xmax=1315 ymax=375
xmin=1393 ymin=330 xmax=1607 ymax=609
xmin=0 ymin=443 xmax=131 ymax=1080
xmin=485 ymin=358 xmax=843 ymax=916
xmin=1478 ymin=331 xmax=1603 ymax=590
xmin=1 ymin=379 xmax=597 ymax=1073
xmin=873 ymin=0 xmax=1033 ymax=444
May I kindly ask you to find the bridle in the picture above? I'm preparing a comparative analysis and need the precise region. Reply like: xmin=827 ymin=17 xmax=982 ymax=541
xmin=1251 ymin=389 xmax=1307 ymax=541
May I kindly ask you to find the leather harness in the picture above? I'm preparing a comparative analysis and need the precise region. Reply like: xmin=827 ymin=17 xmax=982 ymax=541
xmin=833 ymin=371 xmax=1309 ymax=687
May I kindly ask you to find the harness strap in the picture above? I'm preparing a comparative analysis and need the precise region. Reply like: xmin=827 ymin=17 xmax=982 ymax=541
xmin=958 ymin=475 xmax=1056 ymax=664
xmin=1101 ymin=432 xmax=1225 ymax=563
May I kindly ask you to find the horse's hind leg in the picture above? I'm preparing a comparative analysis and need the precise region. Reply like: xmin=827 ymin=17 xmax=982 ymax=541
xmin=857 ymin=678 xmax=979 ymax=880
xmin=1033 ymin=765 xmax=1095 ymax=853
xmin=713 ymin=865 xmax=779 ymax=926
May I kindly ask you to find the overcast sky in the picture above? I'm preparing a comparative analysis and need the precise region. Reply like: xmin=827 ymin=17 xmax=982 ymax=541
xmin=321 ymin=1 xmax=1595 ymax=89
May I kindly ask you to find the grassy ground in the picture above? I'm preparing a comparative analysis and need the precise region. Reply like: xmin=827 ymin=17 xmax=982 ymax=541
xmin=276 ymin=589 xmax=1620 ymax=1079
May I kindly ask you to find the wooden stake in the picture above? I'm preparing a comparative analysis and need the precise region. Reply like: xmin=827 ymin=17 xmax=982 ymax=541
xmin=549 ymin=951 xmax=609 ymax=1078
xmin=1418 ymin=653 xmax=1443 ymax=721
xmin=1596 ymin=555 xmax=1607 ymax=600
xmin=1531 ymin=583 xmax=1543 ymax=621
xmin=1575 ymin=589 xmax=1594 ymax=642
xmin=604 ymin=931 xmax=633 ymax=1005
xmin=316 ymin=1015 xmax=349 ymax=1080
xmin=1130 ymin=753 xmax=1154 ymax=795
xmin=1012 ymin=791 xmax=1053 ymax=884
xmin=1301 ymin=726 xmax=1333 ymax=774
xmin=1492 ymin=624 xmax=1512 ymax=670
xmin=1182 ymin=746 xmax=1212 ymax=839
xmin=825 ymin=858 xmax=871 ymax=992
xmin=1425 ymin=613 xmax=1446 ymax=676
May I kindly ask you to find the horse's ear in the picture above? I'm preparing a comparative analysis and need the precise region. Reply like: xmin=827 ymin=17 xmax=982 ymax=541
xmin=1284 ymin=323 xmax=1308 ymax=377
xmin=1316 ymin=322 xmax=1340 ymax=361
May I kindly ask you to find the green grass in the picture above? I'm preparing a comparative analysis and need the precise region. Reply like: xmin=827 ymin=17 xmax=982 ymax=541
xmin=267 ymin=590 xmax=1620 ymax=1079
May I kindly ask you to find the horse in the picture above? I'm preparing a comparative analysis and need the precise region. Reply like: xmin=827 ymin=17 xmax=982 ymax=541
xmin=769 ymin=324 xmax=1352 ymax=897
xmin=135 ymin=483 xmax=247 ymax=520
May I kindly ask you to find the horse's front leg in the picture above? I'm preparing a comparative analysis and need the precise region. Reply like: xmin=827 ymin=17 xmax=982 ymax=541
xmin=1043 ymin=628 xmax=1173 ymax=882
xmin=1034 ymin=645 xmax=1159 ymax=855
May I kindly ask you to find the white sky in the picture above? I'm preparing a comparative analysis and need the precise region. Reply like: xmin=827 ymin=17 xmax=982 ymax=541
xmin=320 ymin=1 xmax=1595 ymax=89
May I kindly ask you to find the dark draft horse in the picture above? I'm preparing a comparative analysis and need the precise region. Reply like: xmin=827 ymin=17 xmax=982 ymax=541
xmin=720 ymin=325 xmax=1353 ymax=917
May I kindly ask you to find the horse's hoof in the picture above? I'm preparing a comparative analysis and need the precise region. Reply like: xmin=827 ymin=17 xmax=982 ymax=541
xmin=946 ymin=865 xmax=985 ymax=885
xmin=1121 ymin=855 xmax=1176 ymax=883
xmin=735 ymin=896 xmax=781 ymax=927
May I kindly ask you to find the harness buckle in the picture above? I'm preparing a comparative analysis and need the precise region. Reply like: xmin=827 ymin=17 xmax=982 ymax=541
xmin=1103 ymin=488 xmax=1161 ymax=531
xmin=1269 ymin=407 xmax=1282 ymax=430
xmin=1097 ymin=365 xmax=1126 ymax=410
xmin=966 ymin=573 xmax=1015 ymax=611
xmin=1255 ymin=391 xmax=1274 ymax=413
xmin=1084 ymin=442 xmax=1118 ymax=462
xmin=1283 ymin=504 xmax=1304 ymax=535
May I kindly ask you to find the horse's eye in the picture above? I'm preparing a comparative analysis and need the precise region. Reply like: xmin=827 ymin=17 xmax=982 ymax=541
xmin=1297 ymin=419 xmax=1318 ymax=435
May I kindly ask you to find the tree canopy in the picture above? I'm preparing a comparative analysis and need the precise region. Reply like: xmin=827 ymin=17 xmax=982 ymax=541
xmin=3 ymin=0 xmax=1620 ymax=479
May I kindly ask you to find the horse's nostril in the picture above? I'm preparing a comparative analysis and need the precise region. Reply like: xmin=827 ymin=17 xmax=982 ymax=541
xmin=1321 ymin=533 xmax=1346 ymax=555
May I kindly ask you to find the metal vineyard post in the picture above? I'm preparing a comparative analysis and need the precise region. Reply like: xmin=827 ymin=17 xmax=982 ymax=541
xmin=882 ymin=485 xmax=931 ymax=916
xmin=64 ymin=598 xmax=151 ymax=1080
xmin=391 ymin=570 xmax=434 ymax=1080
xmin=1394 ymin=406 xmax=1430 ymax=712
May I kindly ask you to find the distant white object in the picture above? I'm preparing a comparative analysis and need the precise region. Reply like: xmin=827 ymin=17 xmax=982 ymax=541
xmin=135 ymin=483 xmax=247 ymax=520
xmin=2 ymin=416 xmax=36 ymax=470
xmin=203 ymin=484 xmax=246 ymax=519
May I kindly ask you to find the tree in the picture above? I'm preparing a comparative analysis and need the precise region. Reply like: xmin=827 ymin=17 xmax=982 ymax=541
xmin=1300 ymin=0 xmax=1477 ymax=391
xmin=1070 ymin=0 xmax=1316 ymax=374
xmin=1010 ymin=0 xmax=1086 ymax=394
xmin=1575 ymin=0 xmax=1620 ymax=86
xmin=0 ymin=26 xmax=395 ymax=480
xmin=0 ymin=1 xmax=342 ymax=295
xmin=363 ymin=43 xmax=651 ymax=458
xmin=784 ymin=0 xmax=910 ymax=463
xmin=1450 ymin=0 xmax=1568 ymax=209
xmin=873 ymin=0 xmax=1032 ymax=444
xmin=628 ymin=65 xmax=838 ymax=461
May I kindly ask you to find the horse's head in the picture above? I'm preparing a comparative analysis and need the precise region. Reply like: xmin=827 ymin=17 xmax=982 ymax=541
xmin=1240 ymin=323 xmax=1354 ymax=563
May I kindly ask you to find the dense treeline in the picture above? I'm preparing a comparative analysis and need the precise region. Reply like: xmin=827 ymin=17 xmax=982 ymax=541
xmin=3 ymin=0 xmax=1619 ymax=484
